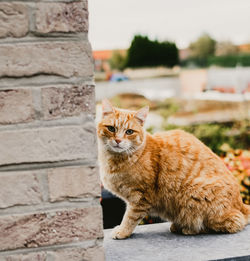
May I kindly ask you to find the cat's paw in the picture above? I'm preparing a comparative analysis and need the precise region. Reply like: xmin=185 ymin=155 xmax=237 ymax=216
xmin=181 ymin=227 xmax=198 ymax=235
xmin=170 ymin=223 xmax=181 ymax=234
xmin=111 ymin=226 xmax=131 ymax=240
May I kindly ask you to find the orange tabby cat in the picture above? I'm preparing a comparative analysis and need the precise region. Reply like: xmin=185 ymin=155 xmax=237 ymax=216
xmin=97 ymin=99 xmax=250 ymax=239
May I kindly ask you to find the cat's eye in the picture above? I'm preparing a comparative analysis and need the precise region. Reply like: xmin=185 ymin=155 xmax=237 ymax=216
xmin=125 ymin=129 xmax=134 ymax=135
xmin=107 ymin=126 xmax=116 ymax=132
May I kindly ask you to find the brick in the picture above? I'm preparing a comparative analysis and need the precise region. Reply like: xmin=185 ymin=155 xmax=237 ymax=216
xmin=0 ymin=207 xmax=103 ymax=251
xmin=42 ymin=85 xmax=95 ymax=120
xmin=0 ymin=171 xmax=43 ymax=209
xmin=1 ymin=246 xmax=104 ymax=261
xmin=2 ymin=252 xmax=46 ymax=261
xmin=0 ymin=42 xmax=93 ymax=78
xmin=48 ymin=246 xmax=105 ymax=261
xmin=35 ymin=2 xmax=88 ymax=34
xmin=0 ymin=3 xmax=28 ymax=38
xmin=0 ymin=125 xmax=97 ymax=166
xmin=0 ymin=89 xmax=34 ymax=125
xmin=48 ymin=166 xmax=100 ymax=202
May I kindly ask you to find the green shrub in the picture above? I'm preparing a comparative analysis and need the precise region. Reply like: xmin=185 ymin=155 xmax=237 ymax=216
xmin=109 ymin=50 xmax=127 ymax=70
xmin=181 ymin=54 xmax=250 ymax=68
xmin=154 ymin=99 xmax=180 ymax=119
xmin=163 ymin=121 xmax=249 ymax=155
xmin=126 ymin=35 xmax=179 ymax=68
xmin=208 ymin=54 xmax=250 ymax=67
xmin=180 ymin=57 xmax=208 ymax=68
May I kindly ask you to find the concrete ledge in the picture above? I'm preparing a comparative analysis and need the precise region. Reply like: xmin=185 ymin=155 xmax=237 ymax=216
xmin=104 ymin=222 xmax=250 ymax=261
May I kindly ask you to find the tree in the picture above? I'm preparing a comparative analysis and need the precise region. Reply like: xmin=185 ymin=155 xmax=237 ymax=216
xmin=126 ymin=35 xmax=179 ymax=68
xmin=109 ymin=50 xmax=127 ymax=71
xmin=215 ymin=41 xmax=239 ymax=56
xmin=189 ymin=33 xmax=216 ymax=59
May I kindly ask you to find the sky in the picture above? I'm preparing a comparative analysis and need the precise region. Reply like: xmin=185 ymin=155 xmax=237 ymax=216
xmin=88 ymin=0 xmax=250 ymax=51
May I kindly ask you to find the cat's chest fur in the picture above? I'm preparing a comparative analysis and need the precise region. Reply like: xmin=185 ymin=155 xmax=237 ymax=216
xmin=102 ymin=171 xmax=140 ymax=205
xmin=99 ymin=153 xmax=145 ymax=203
xmin=102 ymin=171 xmax=127 ymax=197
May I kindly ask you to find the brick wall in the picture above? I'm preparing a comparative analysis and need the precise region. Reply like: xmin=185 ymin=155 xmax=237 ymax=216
xmin=0 ymin=0 xmax=104 ymax=260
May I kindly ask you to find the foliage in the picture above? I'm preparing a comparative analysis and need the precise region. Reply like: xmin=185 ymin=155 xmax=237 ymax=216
xmin=189 ymin=33 xmax=216 ymax=60
xmin=126 ymin=35 xmax=179 ymax=68
xmin=109 ymin=50 xmax=127 ymax=70
xmin=180 ymin=57 xmax=208 ymax=67
xmin=181 ymin=34 xmax=250 ymax=68
xmin=153 ymin=98 xmax=180 ymax=119
xmin=140 ymin=216 xmax=163 ymax=225
xmin=215 ymin=41 xmax=239 ymax=56
xmin=162 ymin=121 xmax=250 ymax=155
xmin=208 ymin=54 xmax=250 ymax=67
xmin=221 ymin=148 xmax=250 ymax=205
xmin=181 ymin=54 xmax=250 ymax=68
xmin=180 ymin=33 xmax=216 ymax=67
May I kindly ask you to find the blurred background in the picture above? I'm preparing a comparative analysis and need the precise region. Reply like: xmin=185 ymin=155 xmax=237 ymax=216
xmin=89 ymin=0 xmax=250 ymax=228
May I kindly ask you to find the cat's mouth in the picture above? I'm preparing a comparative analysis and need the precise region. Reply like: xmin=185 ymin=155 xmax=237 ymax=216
xmin=113 ymin=145 xmax=123 ymax=149
xmin=110 ymin=144 xmax=125 ymax=152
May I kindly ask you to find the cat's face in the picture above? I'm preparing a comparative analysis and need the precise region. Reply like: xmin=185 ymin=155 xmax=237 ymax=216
xmin=97 ymin=100 xmax=148 ymax=154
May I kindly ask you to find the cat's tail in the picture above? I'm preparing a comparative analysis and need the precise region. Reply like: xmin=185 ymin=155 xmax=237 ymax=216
xmin=242 ymin=204 xmax=250 ymax=224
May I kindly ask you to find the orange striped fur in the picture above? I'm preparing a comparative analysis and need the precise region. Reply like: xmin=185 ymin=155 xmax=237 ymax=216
xmin=97 ymin=100 xmax=250 ymax=239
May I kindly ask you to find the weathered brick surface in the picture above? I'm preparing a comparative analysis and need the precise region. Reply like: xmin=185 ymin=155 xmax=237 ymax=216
xmin=48 ymin=166 xmax=100 ymax=202
xmin=48 ymin=245 xmax=105 ymax=261
xmin=0 ymin=125 xmax=97 ymax=165
xmin=0 ymin=42 xmax=93 ymax=78
xmin=35 ymin=2 xmax=88 ymax=34
xmin=0 ymin=3 xmax=28 ymax=38
xmin=2 ymin=246 xmax=104 ymax=261
xmin=0 ymin=89 xmax=34 ymax=125
xmin=42 ymin=85 xmax=95 ymax=120
xmin=0 ymin=0 xmax=103 ymax=256
xmin=2 ymin=252 xmax=46 ymax=261
xmin=0 ymin=171 xmax=43 ymax=209
xmin=0 ymin=207 xmax=103 ymax=251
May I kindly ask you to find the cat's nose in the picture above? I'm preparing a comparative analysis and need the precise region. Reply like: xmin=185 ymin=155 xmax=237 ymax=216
xmin=115 ymin=139 xmax=122 ymax=144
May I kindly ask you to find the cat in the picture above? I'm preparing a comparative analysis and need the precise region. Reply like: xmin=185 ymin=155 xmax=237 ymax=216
xmin=97 ymin=99 xmax=250 ymax=239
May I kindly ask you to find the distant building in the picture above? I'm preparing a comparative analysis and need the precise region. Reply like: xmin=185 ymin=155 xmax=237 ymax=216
xmin=92 ymin=50 xmax=112 ymax=72
xmin=179 ymin=48 xmax=191 ymax=61
xmin=179 ymin=43 xmax=250 ymax=61
xmin=238 ymin=43 xmax=250 ymax=54
xmin=93 ymin=49 xmax=126 ymax=72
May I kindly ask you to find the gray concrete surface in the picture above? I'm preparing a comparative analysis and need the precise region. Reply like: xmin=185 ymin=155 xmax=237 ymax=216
xmin=104 ymin=222 xmax=250 ymax=261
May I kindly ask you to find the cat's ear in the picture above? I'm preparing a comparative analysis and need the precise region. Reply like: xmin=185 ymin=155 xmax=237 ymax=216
xmin=102 ymin=99 xmax=114 ymax=117
xmin=135 ymin=106 xmax=149 ymax=126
